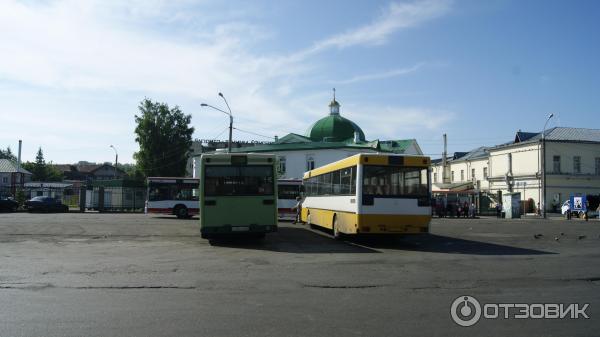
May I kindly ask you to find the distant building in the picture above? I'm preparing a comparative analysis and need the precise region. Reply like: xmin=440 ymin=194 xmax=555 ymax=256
xmin=431 ymin=127 xmax=600 ymax=213
xmin=193 ymin=94 xmax=422 ymax=179
xmin=0 ymin=159 xmax=32 ymax=196
xmin=53 ymin=163 xmax=126 ymax=182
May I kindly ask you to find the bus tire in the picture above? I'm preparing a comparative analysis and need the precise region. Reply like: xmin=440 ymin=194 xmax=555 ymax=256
xmin=175 ymin=205 xmax=188 ymax=219
xmin=332 ymin=215 xmax=343 ymax=240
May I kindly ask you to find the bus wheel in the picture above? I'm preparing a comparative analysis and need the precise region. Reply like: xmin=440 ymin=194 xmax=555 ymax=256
xmin=175 ymin=206 xmax=188 ymax=219
xmin=332 ymin=215 xmax=343 ymax=240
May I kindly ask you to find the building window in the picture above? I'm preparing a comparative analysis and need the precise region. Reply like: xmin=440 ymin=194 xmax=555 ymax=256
xmin=2 ymin=177 xmax=7 ymax=184
xmin=306 ymin=156 xmax=315 ymax=171
xmin=573 ymin=156 xmax=581 ymax=174
xmin=451 ymin=171 xmax=455 ymax=182
xmin=433 ymin=172 xmax=437 ymax=183
xmin=596 ymin=157 xmax=600 ymax=175
xmin=553 ymin=156 xmax=561 ymax=173
xmin=460 ymin=170 xmax=464 ymax=181
xmin=471 ymin=168 xmax=475 ymax=180
xmin=277 ymin=156 xmax=286 ymax=175
xmin=483 ymin=167 xmax=488 ymax=179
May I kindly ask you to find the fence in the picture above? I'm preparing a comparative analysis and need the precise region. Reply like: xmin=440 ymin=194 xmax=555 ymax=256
xmin=1 ymin=180 xmax=147 ymax=212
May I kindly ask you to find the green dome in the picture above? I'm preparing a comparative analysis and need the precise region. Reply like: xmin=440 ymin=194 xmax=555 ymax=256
xmin=306 ymin=114 xmax=366 ymax=142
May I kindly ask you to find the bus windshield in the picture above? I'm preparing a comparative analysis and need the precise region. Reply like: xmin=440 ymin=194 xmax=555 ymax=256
xmin=204 ymin=165 xmax=274 ymax=196
xmin=363 ymin=166 xmax=428 ymax=197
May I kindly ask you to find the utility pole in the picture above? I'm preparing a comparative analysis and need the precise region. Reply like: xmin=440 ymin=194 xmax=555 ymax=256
xmin=110 ymin=145 xmax=118 ymax=179
xmin=541 ymin=113 xmax=554 ymax=219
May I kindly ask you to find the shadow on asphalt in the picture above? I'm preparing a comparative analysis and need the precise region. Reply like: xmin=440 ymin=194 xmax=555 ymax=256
xmin=208 ymin=226 xmax=380 ymax=254
xmin=348 ymin=234 xmax=556 ymax=255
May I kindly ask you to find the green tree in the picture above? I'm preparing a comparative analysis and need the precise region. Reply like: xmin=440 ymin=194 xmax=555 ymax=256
xmin=21 ymin=147 xmax=63 ymax=181
xmin=134 ymin=98 xmax=194 ymax=177
xmin=0 ymin=146 xmax=16 ymax=161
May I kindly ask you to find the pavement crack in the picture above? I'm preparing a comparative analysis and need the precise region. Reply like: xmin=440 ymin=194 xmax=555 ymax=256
xmin=0 ymin=283 xmax=196 ymax=290
xmin=302 ymin=284 xmax=384 ymax=289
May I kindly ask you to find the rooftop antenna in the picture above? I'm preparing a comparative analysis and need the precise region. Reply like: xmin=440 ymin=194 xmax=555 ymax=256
xmin=333 ymin=88 xmax=336 ymax=101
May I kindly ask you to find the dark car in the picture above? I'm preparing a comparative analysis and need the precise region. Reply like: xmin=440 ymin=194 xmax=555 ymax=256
xmin=25 ymin=196 xmax=69 ymax=213
xmin=0 ymin=197 xmax=19 ymax=212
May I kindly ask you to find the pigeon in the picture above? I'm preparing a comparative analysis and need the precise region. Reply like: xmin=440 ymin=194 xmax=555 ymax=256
xmin=554 ymin=236 xmax=560 ymax=241
xmin=560 ymin=232 xmax=565 ymax=236
xmin=533 ymin=234 xmax=543 ymax=239
xmin=578 ymin=235 xmax=586 ymax=240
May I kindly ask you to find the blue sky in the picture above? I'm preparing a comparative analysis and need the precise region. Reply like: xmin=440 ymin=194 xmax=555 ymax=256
xmin=1 ymin=0 xmax=599 ymax=163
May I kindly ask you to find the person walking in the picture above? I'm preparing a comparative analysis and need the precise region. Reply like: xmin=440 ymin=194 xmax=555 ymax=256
xmin=292 ymin=196 xmax=303 ymax=224
xmin=496 ymin=203 xmax=501 ymax=218
xmin=469 ymin=202 xmax=476 ymax=218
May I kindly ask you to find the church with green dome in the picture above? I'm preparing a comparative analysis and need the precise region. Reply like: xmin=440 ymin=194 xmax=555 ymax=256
xmin=230 ymin=92 xmax=423 ymax=179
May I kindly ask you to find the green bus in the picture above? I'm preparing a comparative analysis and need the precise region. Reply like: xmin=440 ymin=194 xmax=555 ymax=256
xmin=199 ymin=153 xmax=278 ymax=239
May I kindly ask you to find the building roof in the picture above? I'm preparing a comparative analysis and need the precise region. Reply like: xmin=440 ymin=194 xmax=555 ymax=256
xmin=53 ymin=163 xmax=126 ymax=174
xmin=534 ymin=127 xmax=600 ymax=143
xmin=0 ymin=159 xmax=32 ymax=174
xmin=493 ymin=127 xmax=600 ymax=150
xmin=305 ymin=114 xmax=366 ymax=142
xmin=229 ymin=138 xmax=417 ymax=154
xmin=432 ymin=146 xmax=489 ymax=165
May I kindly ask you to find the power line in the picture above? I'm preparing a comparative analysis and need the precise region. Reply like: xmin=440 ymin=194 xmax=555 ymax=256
xmin=233 ymin=127 xmax=275 ymax=140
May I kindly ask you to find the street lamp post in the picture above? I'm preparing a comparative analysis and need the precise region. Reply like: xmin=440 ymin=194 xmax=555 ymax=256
xmin=541 ymin=113 xmax=554 ymax=219
xmin=201 ymin=93 xmax=233 ymax=153
xmin=109 ymin=145 xmax=118 ymax=179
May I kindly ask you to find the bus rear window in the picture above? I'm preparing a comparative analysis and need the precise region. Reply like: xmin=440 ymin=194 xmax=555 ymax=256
xmin=204 ymin=165 xmax=274 ymax=196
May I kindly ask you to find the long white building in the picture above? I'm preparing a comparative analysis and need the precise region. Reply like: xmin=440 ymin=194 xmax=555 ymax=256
xmin=432 ymin=127 xmax=600 ymax=213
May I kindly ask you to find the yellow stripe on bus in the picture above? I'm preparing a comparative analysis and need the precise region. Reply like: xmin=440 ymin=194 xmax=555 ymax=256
xmin=302 ymin=207 xmax=430 ymax=235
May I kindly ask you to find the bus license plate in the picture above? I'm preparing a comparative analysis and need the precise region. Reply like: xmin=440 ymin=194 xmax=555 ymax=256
xmin=232 ymin=226 xmax=249 ymax=232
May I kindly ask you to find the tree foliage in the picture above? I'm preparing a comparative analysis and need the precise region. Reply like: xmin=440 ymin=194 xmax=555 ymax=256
xmin=21 ymin=147 xmax=63 ymax=181
xmin=0 ymin=146 xmax=16 ymax=161
xmin=134 ymin=98 xmax=194 ymax=177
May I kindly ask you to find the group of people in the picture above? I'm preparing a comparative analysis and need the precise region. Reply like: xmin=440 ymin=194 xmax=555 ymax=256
xmin=435 ymin=201 xmax=477 ymax=218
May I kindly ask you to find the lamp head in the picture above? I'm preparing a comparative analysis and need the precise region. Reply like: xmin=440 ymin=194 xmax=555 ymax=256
xmin=218 ymin=92 xmax=224 ymax=97
xmin=548 ymin=113 xmax=554 ymax=119
xmin=201 ymin=103 xmax=208 ymax=107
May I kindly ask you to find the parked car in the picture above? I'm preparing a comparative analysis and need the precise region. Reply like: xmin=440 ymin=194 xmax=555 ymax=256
xmin=0 ymin=197 xmax=19 ymax=212
xmin=25 ymin=196 xmax=69 ymax=213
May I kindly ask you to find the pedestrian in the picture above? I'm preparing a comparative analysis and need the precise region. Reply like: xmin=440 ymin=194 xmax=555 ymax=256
xmin=463 ymin=201 xmax=469 ymax=218
xmin=584 ymin=200 xmax=589 ymax=222
xmin=496 ymin=203 xmax=501 ymax=218
xmin=292 ymin=196 xmax=303 ymax=224
xmin=566 ymin=201 xmax=571 ymax=220
xmin=469 ymin=202 xmax=476 ymax=218
xmin=597 ymin=204 xmax=600 ymax=221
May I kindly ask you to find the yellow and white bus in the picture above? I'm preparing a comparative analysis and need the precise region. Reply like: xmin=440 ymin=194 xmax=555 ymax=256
xmin=301 ymin=153 xmax=431 ymax=238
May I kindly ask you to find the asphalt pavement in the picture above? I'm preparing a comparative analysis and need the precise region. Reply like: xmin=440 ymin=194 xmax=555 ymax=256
xmin=0 ymin=212 xmax=598 ymax=337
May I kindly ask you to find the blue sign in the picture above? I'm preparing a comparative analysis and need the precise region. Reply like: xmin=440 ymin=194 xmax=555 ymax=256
xmin=570 ymin=194 xmax=587 ymax=211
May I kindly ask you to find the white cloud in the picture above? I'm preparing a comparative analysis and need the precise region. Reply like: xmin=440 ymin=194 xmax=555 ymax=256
xmin=332 ymin=62 xmax=425 ymax=84
xmin=292 ymin=0 xmax=452 ymax=60
xmin=0 ymin=0 xmax=453 ymax=162
xmin=344 ymin=105 xmax=455 ymax=140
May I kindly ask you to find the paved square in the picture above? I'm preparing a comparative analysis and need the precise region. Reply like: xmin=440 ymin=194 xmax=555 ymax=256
xmin=0 ymin=213 xmax=598 ymax=336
